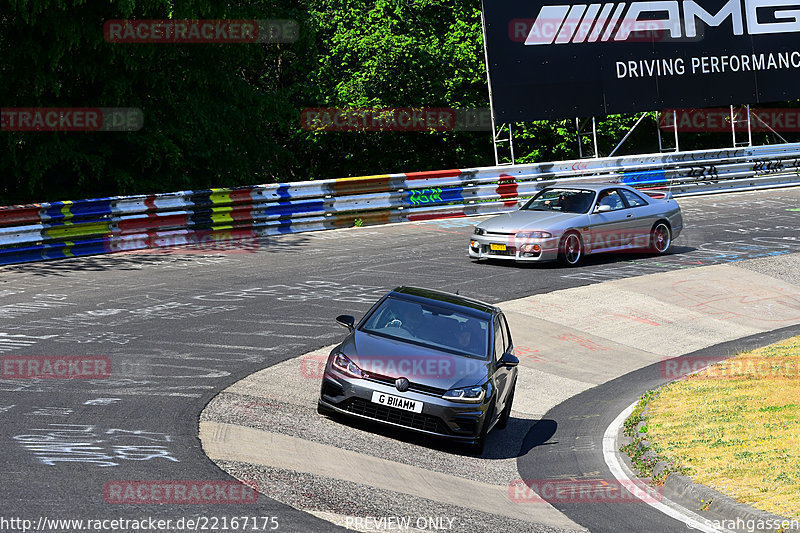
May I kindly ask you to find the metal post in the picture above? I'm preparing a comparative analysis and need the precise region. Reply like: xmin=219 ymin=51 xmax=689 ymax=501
xmin=673 ymin=110 xmax=679 ymax=152
xmin=576 ymin=117 xmax=600 ymax=158
xmin=749 ymin=107 xmax=788 ymax=143
xmin=509 ymin=123 xmax=516 ymax=163
xmin=730 ymin=105 xmax=736 ymax=148
xmin=609 ymin=111 xmax=650 ymax=157
xmin=657 ymin=125 xmax=663 ymax=152
xmin=746 ymin=103 xmax=752 ymax=147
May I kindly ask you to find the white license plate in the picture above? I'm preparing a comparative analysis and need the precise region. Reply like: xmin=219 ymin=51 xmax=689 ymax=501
xmin=371 ymin=391 xmax=423 ymax=413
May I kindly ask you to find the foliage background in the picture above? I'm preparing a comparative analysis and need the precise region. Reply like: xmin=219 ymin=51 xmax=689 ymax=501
xmin=1 ymin=0 xmax=796 ymax=205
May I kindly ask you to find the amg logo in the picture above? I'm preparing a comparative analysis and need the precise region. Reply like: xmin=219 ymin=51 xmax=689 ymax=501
xmin=524 ymin=0 xmax=800 ymax=45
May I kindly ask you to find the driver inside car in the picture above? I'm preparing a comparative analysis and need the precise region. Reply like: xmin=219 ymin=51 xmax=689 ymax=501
xmin=455 ymin=319 xmax=483 ymax=355
xmin=386 ymin=301 xmax=425 ymax=336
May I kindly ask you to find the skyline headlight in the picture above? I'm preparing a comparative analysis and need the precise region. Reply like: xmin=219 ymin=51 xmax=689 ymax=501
xmin=473 ymin=227 xmax=486 ymax=236
xmin=516 ymin=231 xmax=552 ymax=239
xmin=332 ymin=352 xmax=365 ymax=378
xmin=442 ymin=385 xmax=485 ymax=403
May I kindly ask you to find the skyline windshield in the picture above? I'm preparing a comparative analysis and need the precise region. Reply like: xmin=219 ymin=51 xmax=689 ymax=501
xmin=523 ymin=188 xmax=594 ymax=214
xmin=360 ymin=297 xmax=490 ymax=359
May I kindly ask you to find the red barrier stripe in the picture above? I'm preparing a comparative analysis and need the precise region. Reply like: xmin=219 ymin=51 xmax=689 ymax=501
xmin=0 ymin=205 xmax=42 ymax=227
xmin=229 ymin=205 xmax=255 ymax=222
xmin=407 ymin=212 xmax=466 ymax=221
xmin=496 ymin=174 xmax=518 ymax=207
xmin=331 ymin=176 xmax=392 ymax=195
xmin=116 ymin=214 xmax=190 ymax=232
xmin=228 ymin=189 xmax=255 ymax=204
xmin=405 ymin=169 xmax=462 ymax=181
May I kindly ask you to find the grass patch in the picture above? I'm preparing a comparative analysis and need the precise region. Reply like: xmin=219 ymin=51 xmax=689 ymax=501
xmin=621 ymin=390 xmax=690 ymax=484
xmin=646 ymin=335 xmax=800 ymax=519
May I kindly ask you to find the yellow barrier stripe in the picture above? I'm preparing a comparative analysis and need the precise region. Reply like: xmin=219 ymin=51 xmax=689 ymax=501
xmin=60 ymin=201 xmax=73 ymax=221
xmin=209 ymin=190 xmax=232 ymax=205
xmin=210 ymin=213 xmax=233 ymax=224
xmin=336 ymin=174 xmax=390 ymax=183
xmin=44 ymin=222 xmax=111 ymax=239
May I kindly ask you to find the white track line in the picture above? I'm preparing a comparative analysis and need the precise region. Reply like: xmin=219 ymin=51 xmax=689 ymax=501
xmin=603 ymin=401 xmax=735 ymax=533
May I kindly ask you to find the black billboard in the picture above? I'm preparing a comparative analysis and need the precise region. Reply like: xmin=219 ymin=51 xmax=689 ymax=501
xmin=482 ymin=0 xmax=800 ymax=121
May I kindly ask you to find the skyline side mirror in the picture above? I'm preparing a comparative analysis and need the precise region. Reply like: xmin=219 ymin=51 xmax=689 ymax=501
xmin=594 ymin=204 xmax=612 ymax=213
xmin=498 ymin=352 xmax=519 ymax=368
xmin=517 ymin=199 xmax=527 ymax=208
xmin=335 ymin=314 xmax=355 ymax=331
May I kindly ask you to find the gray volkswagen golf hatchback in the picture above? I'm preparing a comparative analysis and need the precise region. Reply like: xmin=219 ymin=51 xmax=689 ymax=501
xmin=317 ymin=286 xmax=519 ymax=453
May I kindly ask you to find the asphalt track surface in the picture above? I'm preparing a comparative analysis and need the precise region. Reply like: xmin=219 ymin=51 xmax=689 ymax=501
xmin=1 ymin=188 xmax=799 ymax=532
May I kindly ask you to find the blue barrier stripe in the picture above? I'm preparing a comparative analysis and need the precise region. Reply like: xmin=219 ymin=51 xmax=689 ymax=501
xmin=254 ymin=200 xmax=325 ymax=217
xmin=0 ymin=237 xmax=110 ymax=265
xmin=276 ymin=185 xmax=292 ymax=199
xmin=41 ymin=201 xmax=115 ymax=221
xmin=405 ymin=187 xmax=464 ymax=206
xmin=42 ymin=217 xmax=111 ymax=228
xmin=621 ymin=170 xmax=668 ymax=186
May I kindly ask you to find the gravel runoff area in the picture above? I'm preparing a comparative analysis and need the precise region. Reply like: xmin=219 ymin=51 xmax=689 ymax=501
xmin=216 ymin=460 xmax=579 ymax=533
xmin=734 ymin=251 xmax=800 ymax=286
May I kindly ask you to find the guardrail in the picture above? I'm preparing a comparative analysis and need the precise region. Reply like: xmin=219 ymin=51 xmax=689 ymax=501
xmin=2 ymin=142 xmax=800 ymax=265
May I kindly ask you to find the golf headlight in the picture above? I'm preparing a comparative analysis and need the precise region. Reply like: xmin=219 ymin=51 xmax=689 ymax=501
xmin=333 ymin=352 xmax=365 ymax=378
xmin=516 ymin=231 xmax=552 ymax=239
xmin=473 ymin=227 xmax=486 ymax=236
xmin=442 ymin=385 xmax=485 ymax=403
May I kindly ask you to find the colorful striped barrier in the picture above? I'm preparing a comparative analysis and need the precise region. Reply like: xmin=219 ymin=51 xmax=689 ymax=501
xmin=2 ymin=142 xmax=800 ymax=265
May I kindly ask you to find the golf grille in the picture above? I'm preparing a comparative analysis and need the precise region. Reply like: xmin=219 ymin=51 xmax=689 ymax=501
xmin=344 ymin=398 xmax=449 ymax=434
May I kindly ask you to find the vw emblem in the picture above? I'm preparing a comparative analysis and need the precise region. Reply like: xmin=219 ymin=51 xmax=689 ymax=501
xmin=395 ymin=377 xmax=410 ymax=392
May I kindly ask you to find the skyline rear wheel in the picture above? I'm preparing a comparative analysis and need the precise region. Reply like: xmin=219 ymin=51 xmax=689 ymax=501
xmin=651 ymin=223 xmax=671 ymax=254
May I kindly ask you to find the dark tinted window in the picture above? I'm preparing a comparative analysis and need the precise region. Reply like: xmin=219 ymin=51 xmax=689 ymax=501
xmin=620 ymin=189 xmax=649 ymax=207
xmin=493 ymin=318 xmax=505 ymax=362
xmin=523 ymin=188 xmax=594 ymax=214
xmin=596 ymin=189 xmax=625 ymax=211
xmin=501 ymin=314 xmax=512 ymax=353
xmin=361 ymin=296 xmax=489 ymax=359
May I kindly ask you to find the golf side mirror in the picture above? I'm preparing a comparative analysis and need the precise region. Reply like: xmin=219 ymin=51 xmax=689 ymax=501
xmin=335 ymin=314 xmax=355 ymax=331
xmin=498 ymin=352 xmax=519 ymax=368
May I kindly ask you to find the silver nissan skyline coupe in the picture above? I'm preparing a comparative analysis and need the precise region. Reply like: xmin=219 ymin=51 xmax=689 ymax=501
xmin=468 ymin=183 xmax=683 ymax=266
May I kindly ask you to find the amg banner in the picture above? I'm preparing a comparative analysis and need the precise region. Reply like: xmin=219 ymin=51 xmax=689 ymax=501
xmin=482 ymin=0 xmax=800 ymax=121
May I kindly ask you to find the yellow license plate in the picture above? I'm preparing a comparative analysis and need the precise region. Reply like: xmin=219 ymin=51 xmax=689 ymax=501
xmin=490 ymin=243 xmax=507 ymax=251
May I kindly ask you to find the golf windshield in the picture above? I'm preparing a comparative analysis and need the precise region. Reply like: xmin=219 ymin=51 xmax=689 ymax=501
xmin=361 ymin=297 xmax=490 ymax=359
xmin=523 ymin=188 xmax=594 ymax=214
